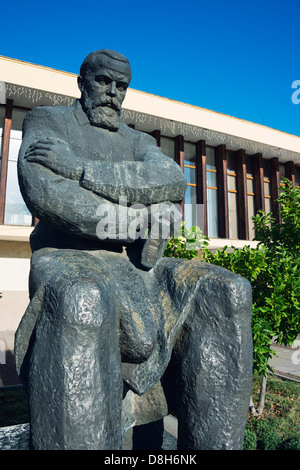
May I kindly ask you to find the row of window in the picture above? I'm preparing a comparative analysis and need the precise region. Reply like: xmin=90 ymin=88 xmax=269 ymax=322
xmin=158 ymin=135 xmax=300 ymax=240
xmin=0 ymin=104 xmax=299 ymax=240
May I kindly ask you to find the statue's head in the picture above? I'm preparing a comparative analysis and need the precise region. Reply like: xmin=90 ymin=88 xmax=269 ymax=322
xmin=78 ymin=49 xmax=132 ymax=131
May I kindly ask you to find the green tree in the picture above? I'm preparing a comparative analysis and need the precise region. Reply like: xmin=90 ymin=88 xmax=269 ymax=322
xmin=202 ymin=178 xmax=300 ymax=415
xmin=164 ymin=181 xmax=299 ymax=414
xmin=163 ymin=222 xmax=208 ymax=260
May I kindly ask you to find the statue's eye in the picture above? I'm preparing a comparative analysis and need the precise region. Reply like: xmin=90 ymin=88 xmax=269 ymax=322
xmin=117 ymin=82 xmax=127 ymax=92
xmin=96 ymin=76 xmax=111 ymax=86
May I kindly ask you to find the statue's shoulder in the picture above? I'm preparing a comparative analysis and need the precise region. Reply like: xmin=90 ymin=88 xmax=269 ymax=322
xmin=25 ymin=104 xmax=73 ymax=121
xmin=23 ymin=104 xmax=76 ymax=136
xmin=119 ymin=121 xmax=157 ymax=147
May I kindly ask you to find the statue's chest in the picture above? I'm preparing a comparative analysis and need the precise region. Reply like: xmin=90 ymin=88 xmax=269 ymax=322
xmin=73 ymin=125 xmax=135 ymax=162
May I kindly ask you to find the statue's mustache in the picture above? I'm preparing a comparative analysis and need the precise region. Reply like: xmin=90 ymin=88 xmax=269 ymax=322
xmin=93 ymin=98 xmax=121 ymax=112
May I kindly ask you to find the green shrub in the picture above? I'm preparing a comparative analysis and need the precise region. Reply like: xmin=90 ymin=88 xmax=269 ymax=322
xmin=202 ymin=179 xmax=300 ymax=378
xmin=284 ymin=437 xmax=300 ymax=450
xmin=164 ymin=222 xmax=208 ymax=260
xmin=263 ymin=430 xmax=282 ymax=450
xmin=251 ymin=418 xmax=271 ymax=441
xmin=243 ymin=429 xmax=257 ymax=450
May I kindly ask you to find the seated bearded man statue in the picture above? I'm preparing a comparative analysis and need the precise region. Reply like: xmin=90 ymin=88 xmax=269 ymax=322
xmin=15 ymin=49 xmax=253 ymax=451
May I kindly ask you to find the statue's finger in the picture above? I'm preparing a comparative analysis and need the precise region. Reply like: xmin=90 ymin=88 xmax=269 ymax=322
xmin=25 ymin=150 xmax=51 ymax=159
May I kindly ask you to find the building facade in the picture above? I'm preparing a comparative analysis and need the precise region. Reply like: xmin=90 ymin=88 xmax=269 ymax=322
xmin=0 ymin=55 xmax=299 ymax=358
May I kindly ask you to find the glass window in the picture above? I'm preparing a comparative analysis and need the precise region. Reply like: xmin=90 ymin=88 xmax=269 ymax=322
xmin=247 ymin=178 xmax=254 ymax=193
xmin=279 ymin=163 xmax=285 ymax=192
xmin=246 ymin=155 xmax=253 ymax=177
xmin=184 ymin=142 xmax=196 ymax=183
xmin=184 ymin=166 xmax=196 ymax=185
xmin=8 ymin=131 xmax=23 ymax=162
xmin=206 ymin=146 xmax=216 ymax=170
xmin=264 ymin=181 xmax=271 ymax=197
xmin=184 ymin=142 xmax=196 ymax=164
xmin=228 ymin=192 xmax=238 ymax=239
xmin=227 ymin=151 xmax=238 ymax=239
xmin=247 ymin=195 xmax=255 ymax=240
xmin=12 ymin=108 xmax=27 ymax=131
xmin=246 ymin=156 xmax=255 ymax=240
xmin=4 ymin=160 xmax=32 ymax=225
xmin=183 ymin=142 xmax=197 ymax=228
xmin=0 ymin=105 xmax=5 ymax=131
xmin=206 ymin=147 xmax=218 ymax=237
xmin=0 ymin=106 xmax=5 ymax=162
xmin=227 ymin=174 xmax=236 ymax=191
xmin=263 ymin=159 xmax=270 ymax=179
xmin=4 ymin=108 xmax=32 ymax=225
xmin=207 ymin=188 xmax=218 ymax=237
xmin=295 ymin=167 xmax=300 ymax=188
xmin=206 ymin=170 xmax=217 ymax=188
xmin=227 ymin=151 xmax=236 ymax=173
xmin=279 ymin=163 xmax=285 ymax=181
xmin=263 ymin=159 xmax=272 ymax=215
xmin=264 ymin=197 xmax=271 ymax=214
xmin=184 ymin=184 xmax=197 ymax=228
xmin=160 ymin=136 xmax=175 ymax=160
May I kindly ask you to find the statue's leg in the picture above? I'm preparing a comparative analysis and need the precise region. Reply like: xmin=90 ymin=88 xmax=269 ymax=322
xmin=164 ymin=262 xmax=253 ymax=450
xmin=26 ymin=251 xmax=123 ymax=450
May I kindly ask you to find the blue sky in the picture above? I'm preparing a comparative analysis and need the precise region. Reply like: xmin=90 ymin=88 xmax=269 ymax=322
xmin=1 ymin=0 xmax=299 ymax=136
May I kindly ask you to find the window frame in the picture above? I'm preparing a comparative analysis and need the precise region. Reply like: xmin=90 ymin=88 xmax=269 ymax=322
xmin=0 ymin=101 xmax=35 ymax=226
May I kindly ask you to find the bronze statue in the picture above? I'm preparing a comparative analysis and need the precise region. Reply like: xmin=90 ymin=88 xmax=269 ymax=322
xmin=15 ymin=49 xmax=253 ymax=450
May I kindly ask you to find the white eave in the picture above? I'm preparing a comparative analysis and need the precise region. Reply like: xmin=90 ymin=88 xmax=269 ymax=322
xmin=0 ymin=55 xmax=299 ymax=163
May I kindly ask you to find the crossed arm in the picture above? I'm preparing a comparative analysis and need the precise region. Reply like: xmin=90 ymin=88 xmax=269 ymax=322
xmin=23 ymin=135 xmax=186 ymax=206
xmin=18 ymin=109 xmax=186 ymax=252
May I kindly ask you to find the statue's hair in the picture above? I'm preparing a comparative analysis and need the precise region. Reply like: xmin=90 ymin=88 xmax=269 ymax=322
xmin=80 ymin=49 xmax=132 ymax=80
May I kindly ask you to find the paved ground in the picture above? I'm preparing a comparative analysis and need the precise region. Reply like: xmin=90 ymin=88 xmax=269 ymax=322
xmin=269 ymin=341 xmax=300 ymax=381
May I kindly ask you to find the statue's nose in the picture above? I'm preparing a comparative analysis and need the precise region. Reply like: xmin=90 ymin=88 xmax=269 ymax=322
xmin=107 ymin=81 xmax=116 ymax=97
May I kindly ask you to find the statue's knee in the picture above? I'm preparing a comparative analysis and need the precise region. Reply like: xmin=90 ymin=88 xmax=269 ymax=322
xmin=218 ymin=274 xmax=251 ymax=321
xmin=53 ymin=279 xmax=111 ymax=328
xmin=221 ymin=270 xmax=252 ymax=312
xmin=194 ymin=265 xmax=252 ymax=321
xmin=215 ymin=265 xmax=249 ymax=290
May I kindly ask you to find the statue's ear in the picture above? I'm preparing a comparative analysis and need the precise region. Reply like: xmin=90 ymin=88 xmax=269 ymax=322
xmin=77 ymin=75 xmax=84 ymax=93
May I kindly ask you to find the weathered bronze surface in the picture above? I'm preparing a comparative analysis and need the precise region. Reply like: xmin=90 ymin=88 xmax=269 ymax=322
xmin=15 ymin=49 xmax=253 ymax=450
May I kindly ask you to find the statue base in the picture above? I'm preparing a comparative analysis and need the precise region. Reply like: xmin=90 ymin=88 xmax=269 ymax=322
xmin=0 ymin=416 xmax=178 ymax=450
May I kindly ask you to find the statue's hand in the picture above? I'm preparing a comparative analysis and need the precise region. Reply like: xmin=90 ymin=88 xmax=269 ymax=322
xmin=140 ymin=201 xmax=183 ymax=268
xmin=24 ymin=138 xmax=82 ymax=179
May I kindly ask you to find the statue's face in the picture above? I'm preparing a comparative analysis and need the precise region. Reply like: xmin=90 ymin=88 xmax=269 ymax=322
xmin=80 ymin=60 xmax=130 ymax=131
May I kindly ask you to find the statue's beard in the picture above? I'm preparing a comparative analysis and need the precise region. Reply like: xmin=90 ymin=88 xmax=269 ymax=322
xmin=81 ymin=92 xmax=122 ymax=131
